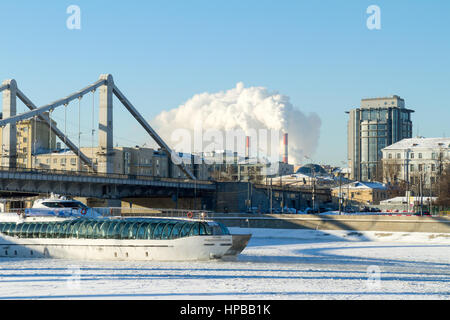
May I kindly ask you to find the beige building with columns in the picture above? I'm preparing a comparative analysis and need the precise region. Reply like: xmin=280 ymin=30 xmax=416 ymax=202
xmin=0 ymin=114 xmax=56 ymax=169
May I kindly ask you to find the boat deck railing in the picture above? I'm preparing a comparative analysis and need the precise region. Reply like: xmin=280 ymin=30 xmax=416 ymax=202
xmin=93 ymin=207 xmax=215 ymax=220
xmin=1 ymin=207 xmax=216 ymax=221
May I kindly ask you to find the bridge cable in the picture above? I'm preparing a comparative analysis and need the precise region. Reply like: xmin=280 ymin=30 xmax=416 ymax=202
xmin=64 ymin=103 xmax=68 ymax=169
xmin=49 ymin=109 xmax=53 ymax=166
xmin=91 ymin=90 xmax=95 ymax=172
xmin=78 ymin=96 xmax=82 ymax=167
xmin=33 ymin=115 xmax=37 ymax=169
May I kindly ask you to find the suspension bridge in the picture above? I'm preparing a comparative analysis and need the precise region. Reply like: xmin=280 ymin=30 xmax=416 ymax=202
xmin=0 ymin=75 xmax=214 ymax=202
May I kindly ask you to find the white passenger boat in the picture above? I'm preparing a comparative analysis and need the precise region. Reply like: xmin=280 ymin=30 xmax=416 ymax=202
xmin=0 ymin=197 xmax=250 ymax=261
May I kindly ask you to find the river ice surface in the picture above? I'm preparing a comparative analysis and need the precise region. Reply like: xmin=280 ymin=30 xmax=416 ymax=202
xmin=0 ymin=228 xmax=449 ymax=300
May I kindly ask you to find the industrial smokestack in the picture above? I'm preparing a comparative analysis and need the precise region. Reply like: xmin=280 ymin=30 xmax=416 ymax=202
xmin=283 ymin=133 xmax=288 ymax=164
xmin=245 ymin=136 xmax=250 ymax=160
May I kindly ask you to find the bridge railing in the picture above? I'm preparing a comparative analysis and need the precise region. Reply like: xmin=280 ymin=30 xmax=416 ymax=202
xmin=0 ymin=166 xmax=214 ymax=185
xmin=93 ymin=207 xmax=215 ymax=220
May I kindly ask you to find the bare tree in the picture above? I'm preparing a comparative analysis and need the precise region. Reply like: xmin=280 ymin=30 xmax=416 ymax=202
xmin=382 ymin=159 xmax=401 ymax=184
xmin=436 ymin=165 xmax=450 ymax=207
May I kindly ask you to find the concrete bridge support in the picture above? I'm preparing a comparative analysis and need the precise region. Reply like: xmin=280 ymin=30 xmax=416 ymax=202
xmin=98 ymin=74 xmax=114 ymax=174
xmin=1 ymin=79 xmax=17 ymax=168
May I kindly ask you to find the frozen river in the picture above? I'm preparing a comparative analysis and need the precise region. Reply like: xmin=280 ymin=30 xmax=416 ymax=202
xmin=0 ymin=228 xmax=449 ymax=300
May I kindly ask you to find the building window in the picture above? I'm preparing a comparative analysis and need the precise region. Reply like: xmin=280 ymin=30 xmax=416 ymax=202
xmin=410 ymin=153 xmax=414 ymax=159
xmin=431 ymin=164 xmax=436 ymax=172
xmin=418 ymin=153 xmax=422 ymax=159
xmin=388 ymin=153 xmax=392 ymax=159
xmin=70 ymin=158 xmax=76 ymax=166
xmin=410 ymin=164 xmax=414 ymax=172
xmin=396 ymin=153 xmax=401 ymax=159
xmin=418 ymin=164 xmax=423 ymax=171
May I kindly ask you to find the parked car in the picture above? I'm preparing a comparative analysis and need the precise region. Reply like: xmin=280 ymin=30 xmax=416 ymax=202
xmin=246 ymin=207 xmax=260 ymax=214
xmin=414 ymin=211 xmax=431 ymax=216
xmin=304 ymin=207 xmax=320 ymax=214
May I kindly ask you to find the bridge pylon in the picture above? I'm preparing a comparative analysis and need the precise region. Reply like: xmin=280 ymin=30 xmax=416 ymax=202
xmin=98 ymin=74 xmax=114 ymax=174
xmin=1 ymin=79 xmax=17 ymax=168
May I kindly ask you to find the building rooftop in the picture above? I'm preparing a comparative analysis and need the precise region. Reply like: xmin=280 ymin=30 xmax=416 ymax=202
xmin=383 ymin=137 xmax=450 ymax=151
xmin=332 ymin=181 xmax=387 ymax=191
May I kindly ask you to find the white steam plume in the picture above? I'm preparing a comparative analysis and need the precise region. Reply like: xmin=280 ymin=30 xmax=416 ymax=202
xmin=151 ymin=82 xmax=321 ymax=164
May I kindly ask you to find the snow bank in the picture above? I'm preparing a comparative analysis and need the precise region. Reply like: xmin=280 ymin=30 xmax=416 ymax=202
xmin=229 ymin=227 xmax=450 ymax=244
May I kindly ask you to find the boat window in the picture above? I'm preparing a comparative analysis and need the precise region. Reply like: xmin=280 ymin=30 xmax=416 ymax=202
xmin=146 ymin=222 xmax=158 ymax=239
xmin=53 ymin=223 xmax=65 ymax=238
xmin=1 ymin=218 xmax=216 ymax=240
xmin=170 ymin=223 xmax=182 ymax=239
xmin=39 ymin=224 xmax=49 ymax=238
xmin=218 ymin=222 xmax=230 ymax=235
xmin=161 ymin=222 xmax=176 ymax=240
xmin=111 ymin=221 xmax=123 ymax=239
xmin=189 ymin=223 xmax=200 ymax=236
xmin=152 ymin=223 xmax=165 ymax=239
xmin=109 ymin=221 xmax=124 ymax=239
xmin=33 ymin=224 xmax=43 ymax=238
xmin=42 ymin=202 xmax=63 ymax=208
xmin=24 ymin=224 xmax=35 ymax=238
xmin=179 ymin=223 xmax=192 ymax=238
xmin=42 ymin=223 xmax=52 ymax=238
xmin=30 ymin=224 xmax=39 ymax=238
xmin=69 ymin=221 xmax=83 ymax=238
xmin=3 ymin=223 xmax=11 ymax=236
xmin=12 ymin=223 xmax=19 ymax=236
xmin=59 ymin=201 xmax=88 ymax=209
xmin=129 ymin=222 xmax=142 ymax=240
xmin=99 ymin=221 xmax=112 ymax=239
xmin=211 ymin=225 xmax=223 ymax=235
xmin=0 ymin=223 xmax=10 ymax=233
xmin=136 ymin=222 xmax=148 ymax=239
xmin=61 ymin=221 xmax=76 ymax=238
xmin=8 ymin=224 xmax=17 ymax=237
xmin=120 ymin=222 xmax=133 ymax=240
xmin=199 ymin=223 xmax=207 ymax=236
xmin=91 ymin=221 xmax=102 ymax=238
xmin=85 ymin=221 xmax=94 ymax=238
xmin=17 ymin=224 xmax=28 ymax=237
xmin=203 ymin=223 xmax=213 ymax=235
xmin=78 ymin=221 xmax=88 ymax=238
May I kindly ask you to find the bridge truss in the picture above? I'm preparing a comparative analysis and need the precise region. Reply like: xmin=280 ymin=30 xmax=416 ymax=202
xmin=0 ymin=75 xmax=196 ymax=180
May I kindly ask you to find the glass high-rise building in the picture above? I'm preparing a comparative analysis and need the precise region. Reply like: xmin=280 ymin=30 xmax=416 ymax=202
xmin=347 ymin=95 xmax=414 ymax=181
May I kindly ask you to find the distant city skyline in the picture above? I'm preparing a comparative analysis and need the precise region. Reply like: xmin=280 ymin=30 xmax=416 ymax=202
xmin=0 ymin=1 xmax=449 ymax=167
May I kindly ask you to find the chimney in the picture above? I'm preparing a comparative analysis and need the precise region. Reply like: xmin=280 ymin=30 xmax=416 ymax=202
xmin=282 ymin=133 xmax=288 ymax=164
xmin=245 ymin=136 xmax=250 ymax=160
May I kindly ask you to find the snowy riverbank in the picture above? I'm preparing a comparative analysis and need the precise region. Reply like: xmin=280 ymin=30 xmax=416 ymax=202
xmin=0 ymin=228 xmax=449 ymax=300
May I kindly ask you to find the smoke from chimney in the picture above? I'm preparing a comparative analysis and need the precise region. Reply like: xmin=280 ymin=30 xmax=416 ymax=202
xmin=152 ymin=82 xmax=321 ymax=164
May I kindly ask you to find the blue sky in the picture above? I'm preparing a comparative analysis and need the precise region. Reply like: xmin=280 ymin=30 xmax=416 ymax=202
xmin=0 ymin=0 xmax=449 ymax=166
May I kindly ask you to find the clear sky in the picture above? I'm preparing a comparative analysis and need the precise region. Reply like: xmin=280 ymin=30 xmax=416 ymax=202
xmin=0 ymin=0 xmax=449 ymax=166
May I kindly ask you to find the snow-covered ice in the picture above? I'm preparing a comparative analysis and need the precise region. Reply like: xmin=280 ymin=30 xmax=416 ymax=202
xmin=0 ymin=228 xmax=449 ymax=300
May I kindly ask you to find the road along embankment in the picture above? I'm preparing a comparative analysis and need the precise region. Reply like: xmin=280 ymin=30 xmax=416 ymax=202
xmin=209 ymin=214 xmax=450 ymax=233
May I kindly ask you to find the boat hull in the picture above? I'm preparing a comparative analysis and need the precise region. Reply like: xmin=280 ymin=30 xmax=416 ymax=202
xmin=0 ymin=235 xmax=233 ymax=261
